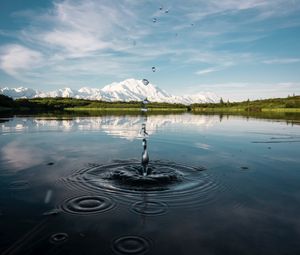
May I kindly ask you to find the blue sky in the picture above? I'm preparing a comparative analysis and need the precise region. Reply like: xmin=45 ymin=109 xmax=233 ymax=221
xmin=0 ymin=0 xmax=300 ymax=101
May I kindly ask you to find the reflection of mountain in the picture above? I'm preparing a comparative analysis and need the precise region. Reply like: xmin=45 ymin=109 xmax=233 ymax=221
xmin=0 ymin=114 xmax=217 ymax=140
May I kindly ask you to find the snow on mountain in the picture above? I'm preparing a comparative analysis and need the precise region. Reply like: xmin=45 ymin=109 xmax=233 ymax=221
xmin=0 ymin=79 xmax=218 ymax=104
xmin=0 ymin=87 xmax=40 ymax=99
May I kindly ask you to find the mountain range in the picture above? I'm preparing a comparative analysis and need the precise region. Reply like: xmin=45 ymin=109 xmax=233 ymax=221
xmin=0 ymin=78 xmax=218 ymax=104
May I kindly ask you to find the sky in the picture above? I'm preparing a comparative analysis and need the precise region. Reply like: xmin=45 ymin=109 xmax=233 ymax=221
xmin=0 ymin=0 xmax=300 ymax=101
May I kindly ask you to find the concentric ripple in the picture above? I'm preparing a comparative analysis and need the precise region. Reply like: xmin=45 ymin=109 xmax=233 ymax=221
xmin=8 ymin=180 xmax=29 ymax=190
xmin=131 ymin=201 xmax=168 ymax=216
xmin=60 ymin=195 xmax=115 ymax=215
xmin=49 ymin=233 xmax=69 ymax=244
xmin=112 ymin=235 xmax=151 ymax=255
xmin=61 ymin=160 xmax=227 ymax=208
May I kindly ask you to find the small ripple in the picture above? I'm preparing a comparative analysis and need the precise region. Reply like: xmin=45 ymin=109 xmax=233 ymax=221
xmin=8 ymin=180 xmax=29 ymax=190
xmin=49 ymin=233 xmax=69 ymax=244
xmin=59 ymin=195 xmax=116 ymax=216
xmin=112 ymin=235 xmax=151 ymax=255
xmin=131 ymin=201 xmax=168 ymax=216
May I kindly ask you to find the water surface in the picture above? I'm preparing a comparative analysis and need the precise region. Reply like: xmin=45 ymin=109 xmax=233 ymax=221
xmin=0 ymin=113 xmax=300 ymax=255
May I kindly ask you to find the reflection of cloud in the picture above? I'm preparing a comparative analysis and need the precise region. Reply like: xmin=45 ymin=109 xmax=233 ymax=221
xmin=0 ymin=114 xmax=217 ymax=140
xmin=195 ymin=143 xmax=212 ymax=150
xmin=1 ymin=141 xmax=45 ymax=171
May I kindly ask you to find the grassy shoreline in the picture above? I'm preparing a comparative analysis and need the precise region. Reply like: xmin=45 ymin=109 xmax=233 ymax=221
xmin=192 ymin=107 xmax=300 ymax=113
xmin=1 ymin=94 xmax=300 ymax=114
xmin=65 ymin=107 xmax=187 ymax=112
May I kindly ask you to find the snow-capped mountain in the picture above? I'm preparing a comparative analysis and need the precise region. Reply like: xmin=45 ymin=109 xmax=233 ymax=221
xmin=0 ymin=79 xmax=218 ymax=104
xmin=0 ymin=87 xmax=40 ymax=99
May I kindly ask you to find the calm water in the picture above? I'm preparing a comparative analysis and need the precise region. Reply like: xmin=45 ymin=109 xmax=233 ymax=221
xmin=0 ymin=113 xmax=300 ymax=255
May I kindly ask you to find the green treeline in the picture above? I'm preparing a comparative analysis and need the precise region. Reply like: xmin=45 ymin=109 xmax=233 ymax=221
xmin=0 ymin=95 xmax=187 ymax=112
xmin=1 ymin=94 xmax=300 ymax=113
xmin=191 ymin=95 xmax=300 ymax=112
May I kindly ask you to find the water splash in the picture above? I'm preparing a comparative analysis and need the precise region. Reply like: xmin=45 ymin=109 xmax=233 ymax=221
xmin=141 ymin=98 xmax=149 ymax=112
xmin=140 ymin=105 xmax=149 ymax=176
xmin=141 ymin=138 xmax=149 ymax=176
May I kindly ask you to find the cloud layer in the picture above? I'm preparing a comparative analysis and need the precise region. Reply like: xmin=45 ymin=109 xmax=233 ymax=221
xmin=0 ymin=0 xmax=299 ymax=100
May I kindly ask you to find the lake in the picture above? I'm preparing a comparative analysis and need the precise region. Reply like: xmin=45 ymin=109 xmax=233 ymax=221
xmin=0 ymin=113 xmax=300 ymax=255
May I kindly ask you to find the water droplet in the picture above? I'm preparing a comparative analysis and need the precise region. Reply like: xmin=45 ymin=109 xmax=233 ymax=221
xmin=191 ymin=23 xmax=194 ymax=26
xmin=159 ymin=6 xmax=163 ymax=11
xmin=142 ymin=79 xmax=149 ymax=86
xmin=241 ymin=166 xmax=249 ymax=170
xmin=142 ymin=98 xmax=149 ymax=104
xmin=44 ymin=189 xmax=53 ymax=204
xmin=165 ymin=9 xmax=169 ymax=13
xmin=49 ymin=233 xmax=69 ymax=244
xmin=152 ymin=67 xmax=156 ymax=72
xmin=152 ymin=18 xmax=157 ymax=23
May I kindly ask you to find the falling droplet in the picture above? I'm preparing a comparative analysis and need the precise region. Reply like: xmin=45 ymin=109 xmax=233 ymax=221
xmin=159 ymin=5 xmax=163 ymax=11
xmin=44 ymin=189 xmax=53 ymax=204
xmin=165 ymin=9 xmax=169 ymax=14
xmin=152 ymin=18 xmax=157 ymax=23
xmin=142 ymin=79 xmax=149 ymax=85
xmin=143 ymin=98 xmax=149 ymax=104
xmin=152 ymin=67 xmax=156 ymax=72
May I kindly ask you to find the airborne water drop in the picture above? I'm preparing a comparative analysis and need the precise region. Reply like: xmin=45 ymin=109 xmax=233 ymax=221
xmin=142 ymin=79 xmax=149 ymax=85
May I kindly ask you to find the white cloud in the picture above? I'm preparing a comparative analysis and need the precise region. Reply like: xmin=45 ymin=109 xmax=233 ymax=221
xmin=195 ymin=61 xmax=234 ymax=75
xmin=263 ymin=58 xmax=300 ymax=64
xmin=185 ymin=0 xmax=299 ymax=21
xmin=30 ymin=0 xmax=139 ymax=56
xmin=0 ymin=0 xmax=299 ymax=95
xmin=196 ymin=67 xmax=221 ymax=75
xmin=189 ymin=82 xmax=300 ymax=101
xmin=0 ymin=44 xmax=43 ymax=75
